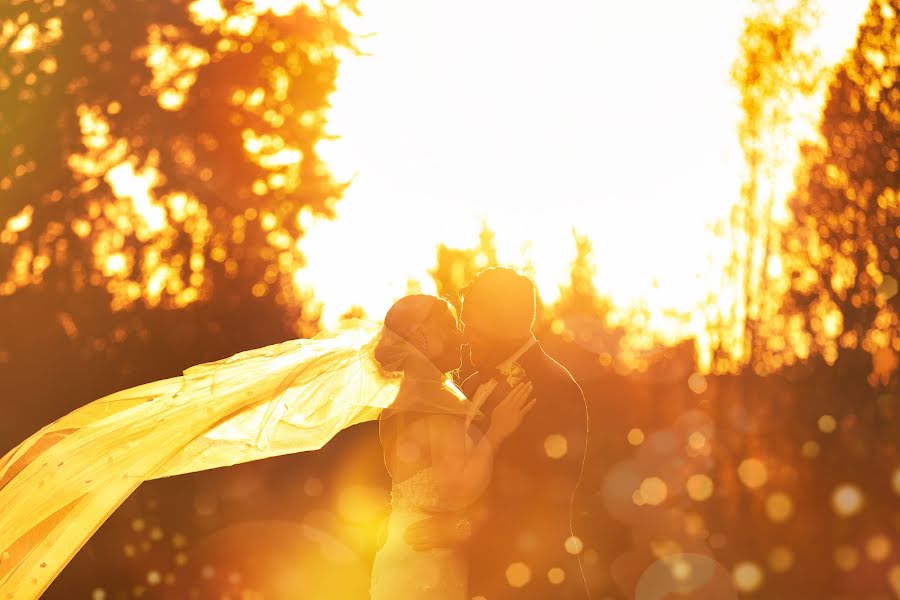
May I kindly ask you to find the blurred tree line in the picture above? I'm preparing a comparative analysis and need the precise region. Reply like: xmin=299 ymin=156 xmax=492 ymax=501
xmin=1 ymin=0 xmax=355 ymax=439
xmin=426 ymin=1 xmax=898 ymax=597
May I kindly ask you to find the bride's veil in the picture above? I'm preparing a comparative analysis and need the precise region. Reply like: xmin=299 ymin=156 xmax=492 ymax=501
xmin=0 ymin=318 xmax=481 ymax=598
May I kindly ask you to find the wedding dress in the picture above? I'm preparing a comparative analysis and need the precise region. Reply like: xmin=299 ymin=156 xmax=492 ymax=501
xmin=0 ymin=320 xmax=481 ymax=599
xmin=367 ymin=372 xmax=488 ymax=600
xmin=369 ymin=388 xmax=485 ymax=600
xmin=369 ymin=464 xmax=469 ymax=600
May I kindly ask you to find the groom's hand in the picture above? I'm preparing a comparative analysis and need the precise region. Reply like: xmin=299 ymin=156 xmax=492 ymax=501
xmin=404 ymin=514 xmax=468 ymax=551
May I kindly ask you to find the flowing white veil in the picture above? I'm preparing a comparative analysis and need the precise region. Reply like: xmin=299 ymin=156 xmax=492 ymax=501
xmin=0 ymin=319 xmax=481 ymax=598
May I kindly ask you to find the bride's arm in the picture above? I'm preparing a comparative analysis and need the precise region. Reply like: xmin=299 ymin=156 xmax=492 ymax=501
xmin=427 ymin=382 xmax=535 ymax=510
xmin=426 ymin=413 xmax=501 ymax=510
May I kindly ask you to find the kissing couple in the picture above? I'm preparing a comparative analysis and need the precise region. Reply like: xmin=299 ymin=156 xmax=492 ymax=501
xmin=0 ymin=267 xmax=589 ymax=600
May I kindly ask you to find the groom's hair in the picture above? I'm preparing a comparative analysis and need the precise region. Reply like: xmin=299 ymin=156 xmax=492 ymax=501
xmin=461 ymin=268 xmax=536 ymax=337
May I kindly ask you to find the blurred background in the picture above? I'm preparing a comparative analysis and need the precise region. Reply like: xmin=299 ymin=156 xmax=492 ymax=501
xmin=0 ymin=0 xmax=897 ymax=597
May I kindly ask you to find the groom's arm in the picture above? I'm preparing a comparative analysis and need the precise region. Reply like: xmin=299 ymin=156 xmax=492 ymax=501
xmin=402 ymin=492 xmax=492 ymax=551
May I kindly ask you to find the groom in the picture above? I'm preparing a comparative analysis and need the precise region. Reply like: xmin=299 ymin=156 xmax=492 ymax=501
xmin=405 ymin=268 xmax=590 ymax=599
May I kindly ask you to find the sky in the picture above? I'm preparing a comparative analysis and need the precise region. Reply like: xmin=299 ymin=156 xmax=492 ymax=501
xmin=297 ymin=0 xmax=870 ymax=332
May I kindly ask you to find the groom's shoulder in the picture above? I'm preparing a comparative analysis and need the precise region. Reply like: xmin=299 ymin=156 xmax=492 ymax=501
xmin=535 ymin=349 xmax=582 ymax=395
xmin=532 ymin=351 xmax=587 ymax=431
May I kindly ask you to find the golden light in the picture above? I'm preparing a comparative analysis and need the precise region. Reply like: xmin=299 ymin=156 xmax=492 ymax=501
xmin=102 ymin=254 xmax=128 ymax=277
xmin=890 ymin=565 xmax=900 ymax=598
xmin=294 ymin=0 xmax=869 ymax=369
xmin=7 ymin=17 xmax=62 ymax=56
xmin=335 ymin=485 xmax=385 ymax=524
xmin=189 ymin=0 xmax=227 ymax=24
xmin=55 ymin=103 xmax=218 ymax=311
xmin=817 ymin=414 xmax=838 ymax=433
xmin=627 ymin=428 xmax=645 ymax=446
xmin=105 ymin=162 xmax=167 ymax=234
xmin=0 ymin=2 xmax=892 ymax=591
xmin=189 ymin=0 xmax=317 ymax=30
xmin=732 ymin=561 xmax=764 ymax=593
xmin=564 ymin=535 xmax=584 ymax=555
xmin=801 ymin=440 xmax=820 ymax=458
xmin=254 ymin=0 xmax=328 ymax=16
xmin=137 ymin=24 xmax=211 ymax=111
xmin=3 ymin=206 xmax=32 ymax=235
xmin=864 ymin=534 xmax=891 ymax=562
xmin=768 ymin=546 xmax=794 ymax=573
xmin=686 ymin=474 xmax=714 ymax=502
xmin=831 ymin=484 xmax=864 ymax=517
xmin=543 ymin=434 xmax=568 ymax=459
xmin=1 ymin=0 xmax=874 ymax=376
xmin=505 ymin=562 xmax=532 ymax=588
xmin=547 ymin=567 xmax=566 ymax=585
xmin=1 ymin=0 xmax=346 ymax=314
xmin=687 ymin=373 xmax=708 ymax=394
xmin=669 ymin=556 xmax=693 ymax=582
xmin=764 ymin=492 xmax=794 ymax=523
xmin=637 ymin=477 xmax=668 ymax=506
xmin=687 ymin=432 xmax=707 ymax=451
xmin=737 ymin=458 xmax=768 ymax=489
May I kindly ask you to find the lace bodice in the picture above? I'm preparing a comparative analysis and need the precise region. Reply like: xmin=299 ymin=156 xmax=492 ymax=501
xmin=387 ymin=427 xmax=477 ymax=512
xmin=390 ymin=466 xmax=445 ymax=512
xmin=385 ymin=417 xmax=478 ymax=514
xmin=371 ymin=434 xmax=475 ymax=599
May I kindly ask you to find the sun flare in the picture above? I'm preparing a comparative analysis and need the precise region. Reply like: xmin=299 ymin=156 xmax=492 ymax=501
xmin=296 ymin=0 xmax=869 ymax=368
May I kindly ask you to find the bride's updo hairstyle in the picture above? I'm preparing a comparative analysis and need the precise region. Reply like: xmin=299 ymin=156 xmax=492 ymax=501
xmin=374 ymin=295 xmax=452 ymax=374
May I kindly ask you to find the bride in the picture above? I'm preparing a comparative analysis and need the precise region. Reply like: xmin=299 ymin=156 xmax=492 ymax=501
xmin=369 ymin=295 xmax=534 ymax=599
xmin=0 ymin=294 xmax=534 ymax=599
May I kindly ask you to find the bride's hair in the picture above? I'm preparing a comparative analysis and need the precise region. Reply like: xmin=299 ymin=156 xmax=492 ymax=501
xmin=374 ymin=295 xmax=453 ymax=374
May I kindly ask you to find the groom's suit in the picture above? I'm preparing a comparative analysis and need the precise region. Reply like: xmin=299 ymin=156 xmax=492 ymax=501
xmin=463 ymin=341 xmax=590 ymax=600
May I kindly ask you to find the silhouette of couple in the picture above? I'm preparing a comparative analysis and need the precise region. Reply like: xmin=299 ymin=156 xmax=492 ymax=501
xmin=0 ymin=267 xmax=589 ymax=600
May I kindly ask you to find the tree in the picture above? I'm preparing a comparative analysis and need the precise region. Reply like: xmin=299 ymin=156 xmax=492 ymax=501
xmin=552 ymin=230 xmax=625 ymax=361
xmin=780 ymin=0 xmax=899 ymax=387
xmin=0 ymin=4 xmax=364 ymax=596
xmin=0 ymin=0 xmax=355 ymax=333
xmin=723 ymin=0 xmax=823 ymax=374
xmin=429 ymin=222 xmax=498 ymax=308
xmin=555 ymin=230 xmax=611 ymax=318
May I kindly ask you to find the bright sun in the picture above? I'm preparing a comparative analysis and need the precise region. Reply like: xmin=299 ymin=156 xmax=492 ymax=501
xmin=296 ymin=0 xmax=868 ymax=351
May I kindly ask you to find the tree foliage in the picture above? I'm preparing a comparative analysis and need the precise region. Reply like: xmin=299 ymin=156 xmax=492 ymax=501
xmin=0 ymin=0 xmax=354 ymax=326
xmin=718 ymin=0 xmax=823 ymax=374
xmin=780 ymin=0 xmax=899 ymax=387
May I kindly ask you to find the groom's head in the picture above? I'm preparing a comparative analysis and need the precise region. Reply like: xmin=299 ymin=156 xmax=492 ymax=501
xmin=460 ymin=268 xmax=536 ymax=369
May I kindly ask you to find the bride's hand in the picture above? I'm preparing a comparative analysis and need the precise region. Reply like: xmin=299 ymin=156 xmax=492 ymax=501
xmin=487 ymin=382 xmax=536 ymax=442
